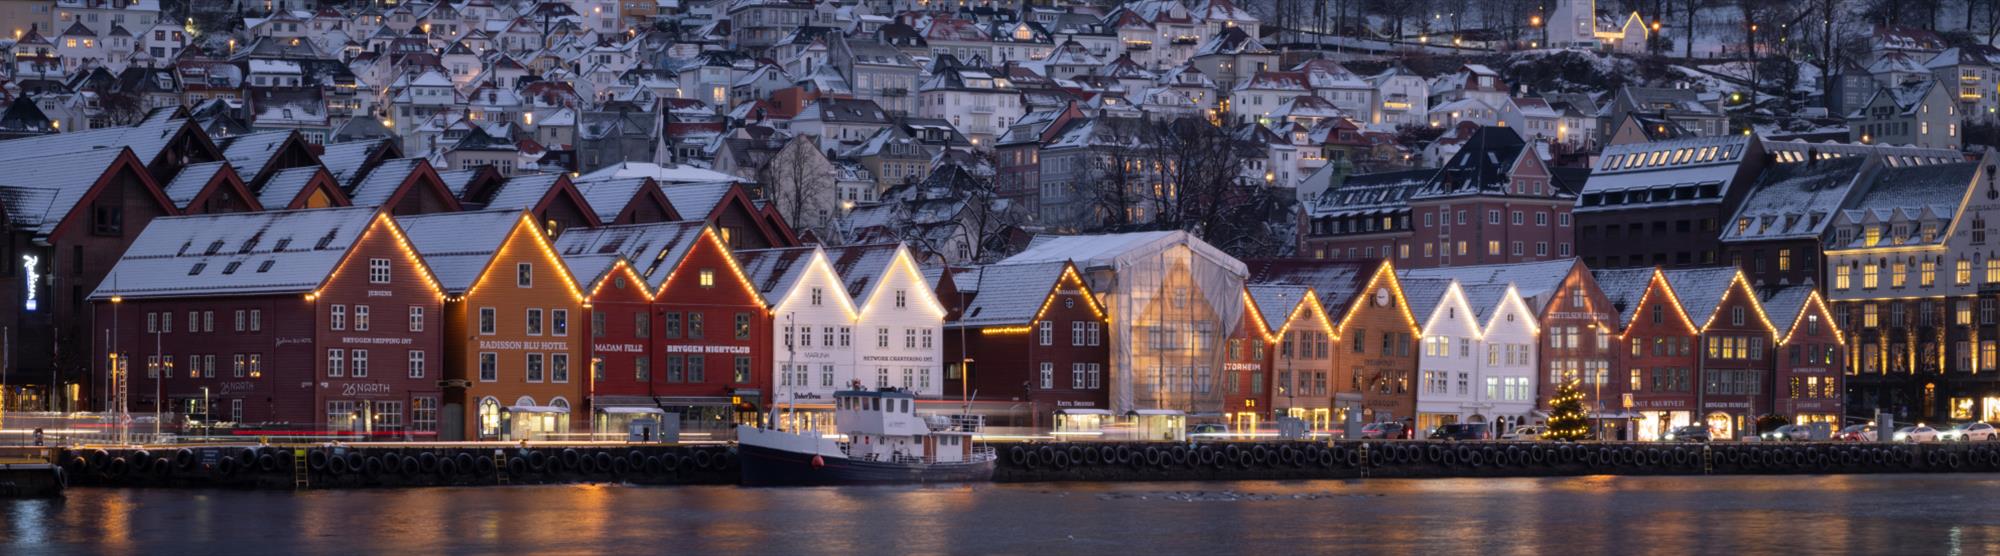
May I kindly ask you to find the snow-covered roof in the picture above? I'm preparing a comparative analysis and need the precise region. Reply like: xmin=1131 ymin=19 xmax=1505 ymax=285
xmin=348 ymin=158 xmax=425 ymax=207
xmin=734 ymin=246 xmax=821 ymax=301
xmin=395 ymin=210 xmax=527 ymax=293
xmin=89 ymin=207 xmax=386 ymax=300
xmin=576 ymin=161 xmax=741 ymax=184
xmin=1580 ymin=135 xmax=1755 ymax=204
xmin=1590 ymin=267 xmax=1656 ymax=328
xmin=162 ymin=161 xmax=228 ymax=208
xmin=1722 ymin=157 xmax=1869 ymax=243
xmin=953 ymin=261 xmax=1073 ymax=327
xmin=1759 ymin=285 xmax=1816 ymax=337
xmin=1661 ymin=267 xmax=1742 ymax=329
xmin=1246 ymin=284 xmax=1311 ymax=332
xmin=1401 ymin=258 xmax=1579 ymax=311
xmin=257 ymin=166 xmax=325 ymax=209
xmin=552 ymin=220 xmax=708 ymax=290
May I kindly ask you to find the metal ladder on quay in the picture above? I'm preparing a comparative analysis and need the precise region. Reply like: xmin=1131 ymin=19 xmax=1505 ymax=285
xmin=292 ymin=448 xmax=310 ymax=490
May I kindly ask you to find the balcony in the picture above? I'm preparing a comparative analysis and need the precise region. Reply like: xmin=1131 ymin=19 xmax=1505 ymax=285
xmin=881 ymin=87 xmax=908 ymax=96
xmin=970 ymin=104 xmax=995 ymax=114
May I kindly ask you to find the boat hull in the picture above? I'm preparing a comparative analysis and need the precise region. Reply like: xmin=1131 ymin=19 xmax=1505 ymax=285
xmin=738 ymin=442 xmax=995 ymax=486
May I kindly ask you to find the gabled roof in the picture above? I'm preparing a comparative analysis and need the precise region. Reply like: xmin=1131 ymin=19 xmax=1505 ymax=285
xmin=347 ymin=157 xmax=461 ymax=211
xmin=574 ymin=177 xmax=680 ymax=223
xmin=952 ymin=261 xmax=1084 ymax=327
xmin=824 ymin=243 xmax=903 ymax=304
xmin=552 ymin=220 xmax=709 ymax=292
xmin=89 ymin=208 xmax=420 ymax=299
xmin=1590 ymin=267 xmax=1658 ymax=329
xmin=1660 ymin=267 xmax=1744 ymax=331
xmin=0 ymin=147 xmax=173 ymax=238
xmin=258 ymin=165 xmax=350 ymax=210
xmin=1400 ymin=258 xmax=1580 ymax=312
xmin=1245 ymin=283 xmax=1314 ymax=333
xmin=733 ymin=245 xmax=823 ymax=303
xmin=484 ymin=173 xmax=603 ymax=226
xmin=396 ymin=210 xmax=548 ymax=294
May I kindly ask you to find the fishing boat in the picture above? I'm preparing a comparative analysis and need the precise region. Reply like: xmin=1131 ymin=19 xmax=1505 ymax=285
xmin=738 ymin=388 xmax=995 ymax=486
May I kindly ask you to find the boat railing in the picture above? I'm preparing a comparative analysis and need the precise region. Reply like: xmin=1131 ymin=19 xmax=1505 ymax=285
xmin=948 ymin=414 xmax=985 ymax=433
xmin=970 ymin=446 xmax=997 ymax=462
xmin=890 ymin=452 xmax=929 ymax=465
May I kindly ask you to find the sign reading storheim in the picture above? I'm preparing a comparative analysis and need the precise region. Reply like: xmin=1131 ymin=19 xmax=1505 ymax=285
xmin=664 ymin=345 xmax=751 ymax=354
xmin=478 ymin=340 xmax=573 ymax=350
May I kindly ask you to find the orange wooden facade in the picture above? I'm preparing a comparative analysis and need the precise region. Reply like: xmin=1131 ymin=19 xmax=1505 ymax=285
xmin=443 ymin=217 xmax=590 ymax=440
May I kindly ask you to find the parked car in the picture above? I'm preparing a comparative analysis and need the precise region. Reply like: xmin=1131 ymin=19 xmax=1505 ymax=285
xmin=1359 ymin=422 xmax=1410 ymax=439
xmin=1189 ymin=423 xmax=1229 ymax=435
xmin=1760 ymin=424 xmax=1812 ymax=442
xmin=1893 ymin=425 xmax=1940 ymax=443
xmin=1501 ymin=425 xmax=1547 ymax=441
xmin=1663 ymin=425 xmax=1712 ymax=442
xmin=1836 ymin=424 xmax=1878 ymax=442
xmin=1429 ymin=423 xmax=1490 ymax=440
xmin=1940 ymin=422 xmax=1999 ymax=441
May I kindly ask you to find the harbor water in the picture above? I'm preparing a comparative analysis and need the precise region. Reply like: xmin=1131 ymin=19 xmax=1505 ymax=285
xmin=7 ymin=474 xmax=2000 ymax=554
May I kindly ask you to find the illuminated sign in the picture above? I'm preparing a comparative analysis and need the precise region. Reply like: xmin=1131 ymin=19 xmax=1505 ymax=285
xmin=665 ymin=344 xmax=751 ymax=354
xmin=22 ymin=255 xmax=37 ymax=311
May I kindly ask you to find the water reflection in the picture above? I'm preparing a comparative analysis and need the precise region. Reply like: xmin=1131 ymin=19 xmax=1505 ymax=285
xmin=7 ymin=475 xmax=2000 ymax=554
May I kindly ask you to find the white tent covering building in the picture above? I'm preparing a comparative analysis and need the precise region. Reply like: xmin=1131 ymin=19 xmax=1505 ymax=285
xmin=1000 ymin=231 xmax=1247 ymax=419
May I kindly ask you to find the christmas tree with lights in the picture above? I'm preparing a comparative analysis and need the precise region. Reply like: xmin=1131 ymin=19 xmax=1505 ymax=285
xmin=1545 ymin=378 xmax=1591 ymax=441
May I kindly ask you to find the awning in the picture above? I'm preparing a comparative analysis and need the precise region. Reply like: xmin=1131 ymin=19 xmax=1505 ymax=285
xmin=1058 ymin=408 xmax=1114 ymax=416
xmin=507 ymin=405 xmax=570 ymax=414
xmin=1129 ymin=409 xmax=1185 ymax=416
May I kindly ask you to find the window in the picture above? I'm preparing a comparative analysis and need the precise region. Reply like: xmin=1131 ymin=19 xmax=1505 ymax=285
xmin=351 ymin=349 xmax=368 ymax=377
xmin=896 ymin=290 xmax=907 ymax=308
xmin=636 ymin=356 xmax=652 ymax=381
xmin=552 ymin=309 xmax=569 ymax=336
xmin=552 ymin=353 xmax=570 ymax=383
xmin=235 ymin=310 xmax=245 ymax=332
xmin=527 ymin=353 xmax=546 ymax=382
xmin=526 ymin=308 xmax=544 ymax=335
xmin=1040 ymin=362 xmax=1053 ymax=389
xmin=479 ymin=353 xmax=497 ymax=381
xmin=517 ymin=263 xmax=533 ymax=287
xmin=735 ymin=313 xmax=751 ymax=340
xmin=409 ymin=306 xmax=424 ymax=332
xmin=330 ymin=305 xmax=346 ymax=330
xmin=1039 ymin=321 xmax=1052 ymax=345
xmin=1959 ymin=259 xmax=1973 ymax=285
xmin=479 ymin=308 xmax=496 ymax=334
xmin=699 ymin=269 xmax=715 ymax=287
xmin=413 ymin=397 xmax=438 ymax=432
xmin=688 ymin=312 xmax=704 ymax=338
xmin=687 ymin=355 xmax=706 ymax=382
xmin=327 ymin=348 xmax=345 ymax=377
xmin=663 ymin=312 xmax=681 ymax=338
xmin=408 ymin=350 xmax=426 ymax=378
xmin=369 ymin=258 xmax=391 ymax=283
xmin=1732 ymin=306 xmax=1745 ymax=326
xmin=354 ymin=305 xmax=370 ymax=331
xmin=878 ymin=327 xmax=890 ymax=347
xmin=734 ymin=356 xmax=751 ymax=383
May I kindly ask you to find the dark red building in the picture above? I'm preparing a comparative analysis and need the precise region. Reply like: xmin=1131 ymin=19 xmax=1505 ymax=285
xmin=1673 ymin=267 xmax=1776 ymax=440
xmin=1222 ymin=293 xmax=1274 ymax=432
xmin=942 ymin=261 xmax=1111 ymax=433
xmin=1597 ymin=267 xmax=1699 ymax=441
xmin=90 ymin=208 xmax=446 ymax=436
xmin=1767 ymin=287 xmax=1845 ymax=427
xmin=555 ymin=221 xmax=773 ymax=433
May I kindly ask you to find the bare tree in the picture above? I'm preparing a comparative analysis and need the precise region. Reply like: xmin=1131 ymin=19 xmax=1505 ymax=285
xmin=758 ymin=138 xmax=836 ymax=240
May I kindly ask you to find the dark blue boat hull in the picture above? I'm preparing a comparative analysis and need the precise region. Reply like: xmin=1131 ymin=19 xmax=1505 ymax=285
xmin=738 ymin=443 xmax=995 ymax=486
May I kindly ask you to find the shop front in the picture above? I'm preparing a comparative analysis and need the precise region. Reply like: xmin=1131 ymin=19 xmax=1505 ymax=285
xmin=1055 ymin=408 xmax=1113 ymax=435
xmin=1703 ymin=406 xmax=1750 ymax=440
xmin=1129 ymin=409 xmax=1186 ymax=441
xmin=594 ymin=406 xmax=670 ymax=441
xmin=1629 ymin=397 xmax=1695 ymax=441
